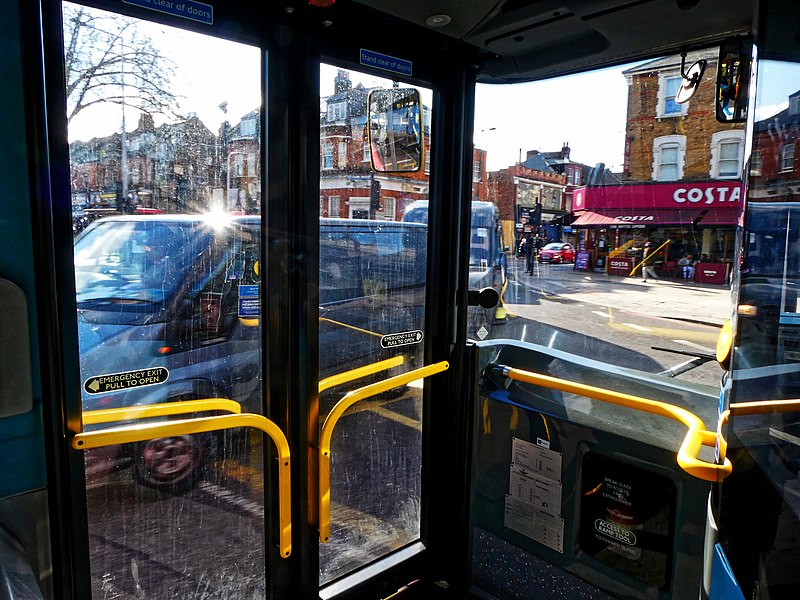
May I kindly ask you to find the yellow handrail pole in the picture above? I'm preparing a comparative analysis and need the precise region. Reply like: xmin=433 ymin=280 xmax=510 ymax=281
xmin=82 ymin=398 xmax=242 ymax=425
xmin=500 ymin=366 xmax=732 ymax=482
xmin=318 ymin=356 xmax=405 ymax=394
xmin=319 ymin=361 xmax=449 ymax=542
xmin=72 ymin=413 xmax=292 ymax=558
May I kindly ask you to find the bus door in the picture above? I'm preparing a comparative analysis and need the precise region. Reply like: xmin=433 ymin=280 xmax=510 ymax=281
xmin=51 ymin=4 xmax=282 ymax=597
xmin=43 ymin=1 xmax=454 ymax=597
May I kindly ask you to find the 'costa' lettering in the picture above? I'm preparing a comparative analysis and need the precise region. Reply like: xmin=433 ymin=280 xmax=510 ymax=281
xmin=674 ymin=186 xmax=742 ymax=205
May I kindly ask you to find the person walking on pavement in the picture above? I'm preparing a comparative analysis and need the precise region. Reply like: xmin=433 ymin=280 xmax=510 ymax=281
xmin=641 ymin=241 xmax=658 ymax=282
xmin=524 ymin=232 xmax=534 ymax=275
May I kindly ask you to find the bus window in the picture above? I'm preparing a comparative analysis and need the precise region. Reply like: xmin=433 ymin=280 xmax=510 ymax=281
xmin=319 ymin=65 xmax=432 ymax=584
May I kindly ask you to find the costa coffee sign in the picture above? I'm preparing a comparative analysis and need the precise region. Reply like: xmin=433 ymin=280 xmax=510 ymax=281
xmin=573 ymin=181 xmax=743 ymax=211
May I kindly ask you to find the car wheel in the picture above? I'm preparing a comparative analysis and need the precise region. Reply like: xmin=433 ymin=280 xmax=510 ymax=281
xmin=134 ymin=434 xmax=207 ymax=492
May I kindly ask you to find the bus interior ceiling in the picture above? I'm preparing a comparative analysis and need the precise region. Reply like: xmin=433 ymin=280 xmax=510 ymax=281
xmin=350 ymin=0 xmax=758 ymax=82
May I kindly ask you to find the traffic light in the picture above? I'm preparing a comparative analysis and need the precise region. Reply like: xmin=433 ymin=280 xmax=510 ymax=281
xmin=370 ymin=179 xmax=382 ymax=212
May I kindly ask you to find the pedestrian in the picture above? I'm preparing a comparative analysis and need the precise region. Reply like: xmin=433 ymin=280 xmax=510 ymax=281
xmin=525 ymin=233 xmax=534 ymax=275
xmin=641 ymin=241 xmax=658 ymax=282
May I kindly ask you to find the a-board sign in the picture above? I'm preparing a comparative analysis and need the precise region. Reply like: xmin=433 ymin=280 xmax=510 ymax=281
xmin=380 ymin=330 xmax=423 ymax=348
xmin=84 ymin=367 xmax=170 ymax=395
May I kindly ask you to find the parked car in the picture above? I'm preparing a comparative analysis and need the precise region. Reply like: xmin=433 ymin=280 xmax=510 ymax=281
xmin=74 ymin=215 xmax=427 ymax=490
xmin=538 ymin=242 xmax=575 ymax=263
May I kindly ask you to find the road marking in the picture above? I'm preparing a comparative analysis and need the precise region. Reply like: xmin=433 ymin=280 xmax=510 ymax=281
xmin=623 ymin=323 xmax=652 ymax=332
xmin=592 ymin=311 xmax=611 ymax=319
xmin=672 ymin=339 xmax=715 ymax=353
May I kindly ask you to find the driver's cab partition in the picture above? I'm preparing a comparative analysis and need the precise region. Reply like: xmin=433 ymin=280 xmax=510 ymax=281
xmin=467 ymin=340 xmax=715 ymax=599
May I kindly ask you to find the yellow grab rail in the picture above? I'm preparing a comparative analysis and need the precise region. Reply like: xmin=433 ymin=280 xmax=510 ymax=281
xmin=72 ymin=413 xmax=292 ymax=558
xmin=319 ymin=361 xmax=449 ymax=542
xmin=497 ymin=365 xmax=732 ymax=482
xmin=82 ymin=398 xmax=242 ymax=425
xmin=318 ymin=356 xmax=405 ymax=394
xmin=717 ymin=399 xmax=800 ymax=462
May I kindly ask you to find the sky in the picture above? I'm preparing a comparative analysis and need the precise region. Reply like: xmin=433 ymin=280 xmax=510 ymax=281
xmin=67 ymin=2 xmax=800 ymax=176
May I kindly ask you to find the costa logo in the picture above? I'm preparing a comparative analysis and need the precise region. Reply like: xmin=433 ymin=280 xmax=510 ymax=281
xmin=614 ymin=215 xmax=654 ymax=221
xmin=609 ymin=260 xmax=629 ymax=268
xmin=673 ymin=186 xmax=742 ymax=205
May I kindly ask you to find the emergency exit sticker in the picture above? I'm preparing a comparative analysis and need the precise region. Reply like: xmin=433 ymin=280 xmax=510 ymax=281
xmin=380 ymin=330 xmax=423 ymax=348
xmin=84 ymin=367 xmax=169 ymax=395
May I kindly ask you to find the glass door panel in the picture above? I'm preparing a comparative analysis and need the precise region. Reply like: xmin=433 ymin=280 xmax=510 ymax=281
xmin=65 ymin=4 xmax=266 ymax=596
xmin=319 ymin=64 xmax=433 ymax=584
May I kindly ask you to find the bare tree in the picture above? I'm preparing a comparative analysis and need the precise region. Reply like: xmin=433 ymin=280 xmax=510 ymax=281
xmin=63 ymin=5 xmax=179 ymax=124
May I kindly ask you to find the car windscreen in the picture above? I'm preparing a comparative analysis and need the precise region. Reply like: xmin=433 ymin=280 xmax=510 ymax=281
xmin=543 ymin=243 xmax=563 ymax=251
xmin=74 ymin=219 xmax=210 ymax=311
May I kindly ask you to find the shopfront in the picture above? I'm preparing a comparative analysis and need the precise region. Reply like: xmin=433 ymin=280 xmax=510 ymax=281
xmin=571 ymin=181 xmax=742 ymax=278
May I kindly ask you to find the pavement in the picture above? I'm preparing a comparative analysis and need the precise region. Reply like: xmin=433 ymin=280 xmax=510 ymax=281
xmin=505 ymin=259 xmax=733 ymax=327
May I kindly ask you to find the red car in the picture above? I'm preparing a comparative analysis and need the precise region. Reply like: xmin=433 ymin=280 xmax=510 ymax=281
xmin=538 ymin=242 xmax=575 ymax=263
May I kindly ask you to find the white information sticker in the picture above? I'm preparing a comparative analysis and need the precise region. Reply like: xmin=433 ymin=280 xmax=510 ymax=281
xmin=509 ymin=464 xmax=562 ymax=514
xmin=504 ymin=494 xmax=534 ymax=537
xmin=512 ymin=437 xmax=562 ymax=482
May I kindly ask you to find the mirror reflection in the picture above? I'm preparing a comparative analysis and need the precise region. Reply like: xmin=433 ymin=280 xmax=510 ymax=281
xmin=368 ymin=88 xmax=423 ymax=172
xmin=716 ymin=38 xmax=752 ymax=123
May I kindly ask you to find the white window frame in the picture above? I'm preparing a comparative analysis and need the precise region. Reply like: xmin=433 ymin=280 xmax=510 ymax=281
xmin=347 ymin=196 xmax=370 ymax=219
xmin=337 ymin=141 xmax=347 ymax=169
xmin=363 ymin=138 xmax=370 ymax=162
xmin=710 ymin=130 xmax=745 ymax=179
xmin=652 ymin=134 xmax=686 ymax=181
xmin=322 ymin=143 xmax=334 ymax=170
xmin=473 ymin=160 xmax=481 ymax=182
xmin=327 ymin=102 xmax=346 ymax=121
xmin=381 ymin=197 xmax=396 ymax=220
xmin=328 ymin=195 xmax=340 ymax=217
xmin=657 ymin=72 xmax=688 ymax=118
xmin=782 ymin=143 xmax=795 ymax=173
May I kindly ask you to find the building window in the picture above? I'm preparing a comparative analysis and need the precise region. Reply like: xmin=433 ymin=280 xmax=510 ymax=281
xmin=791 ymin=95 xmax=800 ymax=116
xmin=652 ymin=135 xmax=686 ymax=181
xmin=425 ymin=148 xmax=430 ymax=175
xmin=567 ymin=167 xmax=581 ymax=186
xmin=240 ymin=118 xmax=256 ymax=136
xmin=328 ymin=196 xmax=340 ymax=217
xmin=382 ymin=197 xmax=396 ymax=220
xmin=781 ymin=143 xmax=795 ymax=173
xmin=750 ymin=150 xmax=762 ymax=176
xmin=327 ymin=102 xmax=346 ymax=121
xmin=658 ymin=74 xmax=686 ymax=118
xmin=320 ymin=196 xmax=324 ymax=215
xmin=322 ymin=143 xmax=334 ymax=169
xmin=711 ymin=131 xmax=744 ymax=179
xmin=473 ymin=160 xmax=482 ymax=182
xmin=338 ymin=142 xmax=347 ymax=169
xmin=363 ymin=138 xmax=370 ymax=162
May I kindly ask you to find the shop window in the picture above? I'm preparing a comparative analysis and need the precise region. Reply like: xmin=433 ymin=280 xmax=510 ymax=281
xmin=652 ymin=135 xmax=686 ymax=181
xmin=711 ymin=131 xmax=744 ymax=179
xmin=781 ymin=143 xmax=795 ymax=173
xmin=658 ymin=73 xmax=686 ymax=118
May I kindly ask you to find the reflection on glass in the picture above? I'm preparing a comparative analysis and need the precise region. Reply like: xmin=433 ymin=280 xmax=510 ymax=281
xmin=319 ymin=65 xmax=431 ymax=584
xmin=65 ymin=3 xmax=265 ymax=597
xmin=717 ymin=59 xmax=800 ymax=600
xmin=368 ymin=88 xmax=423 ymax=172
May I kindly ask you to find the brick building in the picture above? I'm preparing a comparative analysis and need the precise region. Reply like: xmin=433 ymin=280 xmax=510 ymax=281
xmin=319 ymin=70 xmax=430 ymax=221
xmin=571 ymin=48 xmax=745 ymax=277
xmin=748 ymin=89 xmax=800 ymax=202
xmin=487 ymin=153 xmax=566 ymax=250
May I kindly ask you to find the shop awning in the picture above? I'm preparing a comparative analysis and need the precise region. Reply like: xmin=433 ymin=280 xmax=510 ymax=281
xmin=571 ymin=207 xmax=739 ymax=227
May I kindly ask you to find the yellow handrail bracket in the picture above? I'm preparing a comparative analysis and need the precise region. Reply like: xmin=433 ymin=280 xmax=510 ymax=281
xmin=318 ymin=361 xmax=449 ymax=542
xmin=72 ymin=412 xmax=292 ymax=558
xmin=496 ymin=365 xmax=732 ymax=482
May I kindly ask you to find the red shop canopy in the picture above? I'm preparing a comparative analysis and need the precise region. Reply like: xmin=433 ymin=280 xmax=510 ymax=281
xmin=572 ymin=207 xmax=739 ymax=227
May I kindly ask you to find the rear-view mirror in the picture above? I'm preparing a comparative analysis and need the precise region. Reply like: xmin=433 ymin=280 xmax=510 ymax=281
xmin=716 ymin=37 xmax=753 ymax=123
xmin=367 ymin=88 xmax=423 ymax=172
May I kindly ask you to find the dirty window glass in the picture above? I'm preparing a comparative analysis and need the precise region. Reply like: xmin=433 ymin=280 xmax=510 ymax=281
xmin=319 ymin=64 xmax=431 ymax=584
xmin=65 ymin=3 xmax=265 ymax=597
